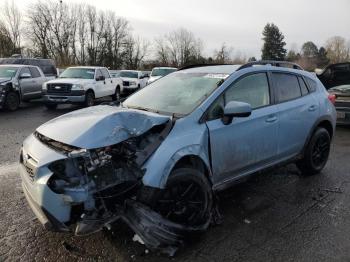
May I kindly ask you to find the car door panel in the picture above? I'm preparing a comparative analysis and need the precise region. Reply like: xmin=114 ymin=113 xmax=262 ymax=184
xmin=207 ymin=105 xmax=279 ymax=184
xmin=205 ymin=72 xmax=278 ymax=185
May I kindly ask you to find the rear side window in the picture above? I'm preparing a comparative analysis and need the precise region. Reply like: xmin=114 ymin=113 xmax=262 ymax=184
xmin=29 ymin=67 xmax=41 ymax=78
xmin=273 ymin=73 xmax=301 ymax=102
xmin=305 ymin=77 xmax=317 ymax=92
xmin=298 ymin=76 xmax=309 ymax=96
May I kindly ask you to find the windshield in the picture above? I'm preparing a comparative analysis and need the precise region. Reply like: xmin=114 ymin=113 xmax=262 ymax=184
xmin=0 ymin=67 xmax=18 ymax=78
xmin=123 ymin=72 xmax=227 ymax=115
xmin=151 ymin=68 xmax=177 ymax=77
xmin=59 ymin=68 xmax=95 ymax=79
xmin=119 ymin=71 xmax=138 ymax=78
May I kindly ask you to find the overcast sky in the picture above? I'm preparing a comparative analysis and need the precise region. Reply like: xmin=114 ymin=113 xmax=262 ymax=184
xmin=17 ymin=0 xmax=350 ymax=58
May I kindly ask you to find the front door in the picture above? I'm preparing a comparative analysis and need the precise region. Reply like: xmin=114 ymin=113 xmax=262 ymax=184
xmin=205 ymin=72 xmax=279 ymax=185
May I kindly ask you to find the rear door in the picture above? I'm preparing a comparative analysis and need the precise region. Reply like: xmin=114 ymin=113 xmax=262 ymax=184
xmin=206 ymin=72 xmax=279 ymax=185
xmin=273 ymin=72 xmax=319 ymax=159
xmin=28 ymin=67 xmax=43 ymax=98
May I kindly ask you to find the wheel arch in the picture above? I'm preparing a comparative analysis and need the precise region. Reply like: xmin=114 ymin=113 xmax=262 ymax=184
xmin=301 ymin=116 xmax=335 ymax=156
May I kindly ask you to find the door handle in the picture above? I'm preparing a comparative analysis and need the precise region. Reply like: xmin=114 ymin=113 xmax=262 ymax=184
xmin=266 ymin=115 xmax=277 ymax=123
xmin=308 ymin=105 xmax=317 ymax=112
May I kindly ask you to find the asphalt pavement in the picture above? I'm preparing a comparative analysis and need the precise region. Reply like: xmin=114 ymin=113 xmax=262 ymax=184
xmin=0 ymin=103 xmax=350 ymax=262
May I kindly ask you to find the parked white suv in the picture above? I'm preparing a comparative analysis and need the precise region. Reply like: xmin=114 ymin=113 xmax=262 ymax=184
xmin=42 ymin=66 xmax=122 ymax=109
xmin=118 ymin=70 xmax=148 ymax=96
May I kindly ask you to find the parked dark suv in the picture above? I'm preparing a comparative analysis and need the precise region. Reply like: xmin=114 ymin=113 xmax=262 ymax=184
xmin=0 ymin=58 xmax=57 ymax=78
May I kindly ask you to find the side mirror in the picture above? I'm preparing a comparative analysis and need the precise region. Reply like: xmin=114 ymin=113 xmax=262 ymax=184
xmin=19 ymin=73 xmax=31 ymax=79
xmin=222 ymin=101 xmax=252 ymax=125
xmin=96 ymin=75 xmax=105 ymax=81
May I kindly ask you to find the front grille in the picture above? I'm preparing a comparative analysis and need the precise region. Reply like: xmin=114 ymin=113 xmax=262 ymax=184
xmin=123 ymin=81 xmax=129 ymax=86
xmin=34 ymin=131 xmax=80 ymax=155
xmin=21 ymin=151 xmax=38 ymax=181
xmin=47 ymin=83 xmax=72 ymax=94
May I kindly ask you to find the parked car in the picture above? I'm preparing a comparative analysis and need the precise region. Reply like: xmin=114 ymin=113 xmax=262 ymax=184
xmin=147 ymin=67 xmax=177 ymax=85
xmin=42 ymin=66 xmax=121 ymax=109
xmin=109 ymin=70 xmax=120 ymax=78
xmin=328 ymin=84 xmax=350 ymax=124
xmin=0 ymin=57 xmax=57 ymax=79
xmin=118 ymin=70 xmax=148 ymax=96
xmin=317 ymin=62 xmax=350 ymax=89
xmin=317 ymin=62 xmax=350 ymax=124
xmin=0 ymin=65 xmax=48 ymax=111
xmin=20 ymin=62 xmax=336 ymax=255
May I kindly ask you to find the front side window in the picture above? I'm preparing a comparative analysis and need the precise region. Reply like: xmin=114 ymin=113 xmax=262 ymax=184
xmin=225 ymin=73 xmax=270 ymax=108
xmin=59 ymin=68 xmax=95 ymax=79
xmin=20 ymin=67 xmax=32 ymax=78
xmin=29 ymin=67 xmax=41 ymax=78
xmin=206 ymin=73 xmax=270 ymax=121
xmin=273 ymin=73 xmax=301 ymax=102
xmin=101 ymin=68 xmax=110 ymax=79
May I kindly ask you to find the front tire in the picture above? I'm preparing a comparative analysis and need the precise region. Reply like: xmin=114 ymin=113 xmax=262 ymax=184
xmin=297 ymin=127 xmax=331 ymax=176
xmin=5 ymin=92 xmax=20 ymax=111
xmin=112 ymin=86 xmax=121 ymax=101
xmin=85 ymin=91 xmax=95 ymax=107
xmin=140 ymin=168 xmax=213 ymax=226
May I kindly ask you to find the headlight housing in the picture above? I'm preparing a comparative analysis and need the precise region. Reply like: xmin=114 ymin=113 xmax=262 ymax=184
xmin=130 ymin=81 xmax=136 ymax=86
xmin=71 ymin=84 xmax=84 ymax=90
xmin=42 ymin=83 xmax=47 ymax=90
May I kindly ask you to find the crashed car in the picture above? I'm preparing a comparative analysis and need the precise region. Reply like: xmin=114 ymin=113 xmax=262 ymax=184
xmin=20 ymin=63 xmax=336 ymax=255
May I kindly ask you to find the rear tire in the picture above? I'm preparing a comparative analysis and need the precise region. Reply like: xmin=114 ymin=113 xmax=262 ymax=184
xmin=139 ymin=167 xmax=213 ymax=226
xmin=5 ymin=92 xmax=20 ymax=111
xmin=297 ymin=127 xmax=331 ymax=176
xmin=45 ymin=104 xmax=58 ymax=110
xmin=85 ymin=91 xmax=95 ymax=107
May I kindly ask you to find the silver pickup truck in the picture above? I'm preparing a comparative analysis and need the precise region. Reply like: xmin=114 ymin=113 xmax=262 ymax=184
xmin=0 ymin=64 xmax=48 ymax=111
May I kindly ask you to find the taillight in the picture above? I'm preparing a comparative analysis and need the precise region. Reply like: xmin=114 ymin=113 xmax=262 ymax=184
xmin=328 ymin=93 xmax=336 ymax=105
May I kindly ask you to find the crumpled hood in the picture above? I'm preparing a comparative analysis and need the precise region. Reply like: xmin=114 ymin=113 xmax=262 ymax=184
xmin=46 ymin=78 xmax=93 ymax=85
xmin=0 ymin=77 xmax=11 ymax=84
xmin=36 ymin=105 xmax=171 ymax=149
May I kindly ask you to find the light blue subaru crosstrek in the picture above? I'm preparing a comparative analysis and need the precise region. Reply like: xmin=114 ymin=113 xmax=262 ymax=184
xmin=19 ymin=61 xmax=336 ymax=255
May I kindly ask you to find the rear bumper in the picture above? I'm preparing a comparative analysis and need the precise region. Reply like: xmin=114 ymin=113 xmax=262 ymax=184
xmin=43 ymin=94 xmax=85 ymax=104
xmin=335 ymin=107 xmax=350 ymax=125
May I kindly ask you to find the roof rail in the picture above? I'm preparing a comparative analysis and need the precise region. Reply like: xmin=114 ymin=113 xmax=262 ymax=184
xmin=178 ymin=63 xmax=229 ymax=71
xmin=238 ymin=60 xmax=303 ymax=71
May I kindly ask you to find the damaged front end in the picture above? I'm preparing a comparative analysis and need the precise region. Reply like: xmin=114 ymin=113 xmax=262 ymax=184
xmin=29 ymin=117 xmax=207 ymax=255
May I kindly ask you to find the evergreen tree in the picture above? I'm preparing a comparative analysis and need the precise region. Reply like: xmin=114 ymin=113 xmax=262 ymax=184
xmin=261 ymin=23 xmax=287 ymax=60
xmin=317 ymin=47 xmax=330 ymax=68
xmin=301 ymin=41 xmax=319 ymax=58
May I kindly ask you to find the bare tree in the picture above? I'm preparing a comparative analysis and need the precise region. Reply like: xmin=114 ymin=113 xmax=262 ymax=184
xmin=214 ymin=43 xmax=233 ymax=63
xmin=124 ymin=36 xmax=149 ymax=69
xmin=0 ymin=21 xmax=14 ymax=57
xmin=325 ymin=36 xmax=350 ymax=63
xmin=1 ymin=0 xmax=22 ymax=53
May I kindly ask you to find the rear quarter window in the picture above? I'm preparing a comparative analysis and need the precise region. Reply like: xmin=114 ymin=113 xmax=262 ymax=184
xmin=305 ymin=77 xmax=317 ymax=92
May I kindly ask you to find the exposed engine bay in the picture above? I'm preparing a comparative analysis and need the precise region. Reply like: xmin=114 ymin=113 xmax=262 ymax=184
xmin=31 ymin=120 xmax=210 ymax=256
